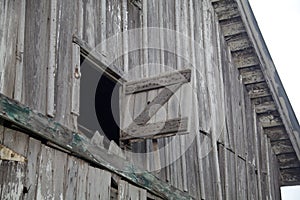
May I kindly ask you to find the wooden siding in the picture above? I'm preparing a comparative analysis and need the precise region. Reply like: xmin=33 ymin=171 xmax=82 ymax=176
xmin=0 ymin=0 xmax=293 ymax=199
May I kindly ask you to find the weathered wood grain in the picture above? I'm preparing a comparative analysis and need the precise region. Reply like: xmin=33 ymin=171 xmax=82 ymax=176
xmin=280 ymin=168 xmax=300 ymax=186
xmin=121 ymin=117 xmax=188 ymax=141
xmin=23 ymin=138 xmax=41 ymax=200
xmin=125 ymin=69 xmax=191 ymax=94
xmin=65 ymin=156 xmax=79 ymax=199
xmin=118 ymin=180 xmax=147 ymax=200
xmin=14 ymin=0 xmax=26 ymax=102
xmin=0 ymin=93 xmax=194 ymax=199
xmin=220 ymin=17 xmax=246 ymax=37
xmin=0 ymin=0 xmax=19 ymax=99
xmin=36 ymin=145 xmax=54 ymax=199
xmin=54 ymin=0 xmax=77 ymax=129
xmin=46 ymin=0 xmax=57 ymax=117
xmin=87 ymin=166 xmax=111 ymax=200
xmin=53 ymin=149 xmax=67 ymax=200
xmin=131 ymin=83 xmax=184 ymax=126
xmin=0 ymin=161 xmax=25 ymax=200
xmin=76 ymin=160 xmax=89 ymax=199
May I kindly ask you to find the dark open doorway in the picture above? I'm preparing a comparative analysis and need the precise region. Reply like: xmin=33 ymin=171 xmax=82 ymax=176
xmin=78 ymin=56 xmax=120 ymax=145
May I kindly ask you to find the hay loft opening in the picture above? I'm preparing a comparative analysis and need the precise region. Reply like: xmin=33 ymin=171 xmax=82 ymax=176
xmin=78 ymin=56 xmax=120 ymax=144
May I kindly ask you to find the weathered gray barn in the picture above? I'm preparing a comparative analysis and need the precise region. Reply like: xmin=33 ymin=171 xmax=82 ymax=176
xmin=0 ymin=0 xmax=299 ymax=199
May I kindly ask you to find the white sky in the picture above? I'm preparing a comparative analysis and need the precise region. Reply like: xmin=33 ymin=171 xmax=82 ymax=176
xmin=249 ymin=0 xmax=300 ymax=199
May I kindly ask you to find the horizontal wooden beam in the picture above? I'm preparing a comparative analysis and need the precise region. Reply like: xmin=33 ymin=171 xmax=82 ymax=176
xmin=220 ymin=18 xmax=246 ymax=37
xmin=280 ymin=168 xmax=300 ymax=186
xmin=246 ymin=82 xmax=270 ymax=99
xmin=232 ymin=49 xmax=260 ymax=68
xmin=254 ymin=101 xmax=277 ymax=114
xmin=212 ymin=1 xmax=240 ymax=21
xmin=241 ymin=69 xmax=265 ymax=85
xmin=271 ymin=140 xmax=295 ymax=155
xmin=125 ymin=69 xmax=191 ymax=94
xmin=0 ymin=93 xmax=193 ymax=200
xmin=257 ymin=112 xmax=283 ymax=128
xmin=121 ymin=118 xmax=188 ymax=141
xmin=263 ymin=126 xmax=289 ymax=141
xmin=277 ymin=153 xmax=300 ymax=169
xmin=227 ymin=35 xmax=252 ymax=52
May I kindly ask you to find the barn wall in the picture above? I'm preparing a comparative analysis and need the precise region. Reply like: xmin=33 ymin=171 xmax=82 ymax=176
xmin=0 ymin=120 xmax=155 ymax=200
xmin=0 ymin=0 xmax=282 ymax=199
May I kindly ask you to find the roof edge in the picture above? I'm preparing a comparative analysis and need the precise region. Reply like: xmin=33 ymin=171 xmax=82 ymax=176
xmin=235 ymin=0 xmax=300 ymax=159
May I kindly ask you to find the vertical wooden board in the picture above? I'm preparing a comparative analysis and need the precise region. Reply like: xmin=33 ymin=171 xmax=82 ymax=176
xmin=36 ymin=145 xmax=54 ymax=200
xmin=178 ymin=0 xmax=191 ymax=192
xmin=214 ymin=9 xmax=227 ymax=147
xmin=236 ymin=79 xmax=246 ymax=158
xmin=94 ymin=0 xmax=106 ymax=50
xmin=3 ymin=128 xmax=29 ymax=157
xmin=194 ymin=0 xmax=210 ymax=134
xmin=76 ymin=160 xmax=89 ymax=200
xmin=117 ymin=180 xmax=128 ymax=200
xmin=163 ymin=0 xmax=176 ymax=70
xmin=148 ymin=0 xmax=168 ymax=180
xmin=64 ymin=156 xmax=79 ymax=200
xmin=46 ymin=0 xmax=58 ymax=117
xmin=121 ymin=0 xmax=128 ymax=74
xmin=24 ymin=0 xmax=50 ymax=114
xmin=128 ymin=183 xmax=147 ymax=200
xmin=265 ymin=136 xmax=273 ymax=200
xmin=199 ymin=133 xmax=213 ymax=199
xmin=71 ymin=43 xmax=81 ymax=119
xmin=0 ymin=121 xmax=4 ymax=143
xmin=54 ymin=0 xmax=77 ymax=128
xmin=247 ymin=163 xmax=257 ymax=199
xmin=172 ymin=0 xmax=184 ymax=190
xmin=53 ymin=149 xmax=67 ymax=200
xmin=201 ymin=3 xmax=224 ymax=199
xmin=185 ymin=139 xmax=200 ymax=198
xmin=244 ymin=90 xmax=255 ymax=166
xmin=127 ymin=0 xmax=142 ymax=79
xmin=273 ymin=152 xmax=281 ymax=200
xmin=106 ymin=0 xmax=123 ymax=69
xmin=0 ymin=161 xmax=25 ymax=200
xmin=14 ymin=0 xmax=26 ymax=102
xmin=221 ymin=47 xmax=234 ymax=149
xmin=237 ymin=158 xmax=247 ymax=199
xmin=218 ymin=144 xmax=226 ymax=199
xmin=239 ymin=80 xmax=248 ymax=159
xmin=253 ymin=111 xmax=262 ymax=199
xmin=23 ymin=138 xmax=41 ymax=200
xmin=118 ymin=180 xmax=146 ymax=200
xmin=192 ymin=1 xmax=207 ymax=198
xmin=83 ymin=0 xmax=96 ymax=47
xmin=70 ymin=0 xmax=82 ymax=124
xmin=260 ymin=130 xmax=268 ymax=199
xmin=163 ymin=0 xmax=178 ymax=188
xmin=226 ymin=150 xmax=237 ymax=200
xmin=229 ymin=63 xmax=241 ymax=155
xmin=87 ymin=166 xmax=111 ymax=200
xmin=0 ymin=0 xmax=19 ymax=98
xmin=127 ymin=1 xmax=147 ymax=171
